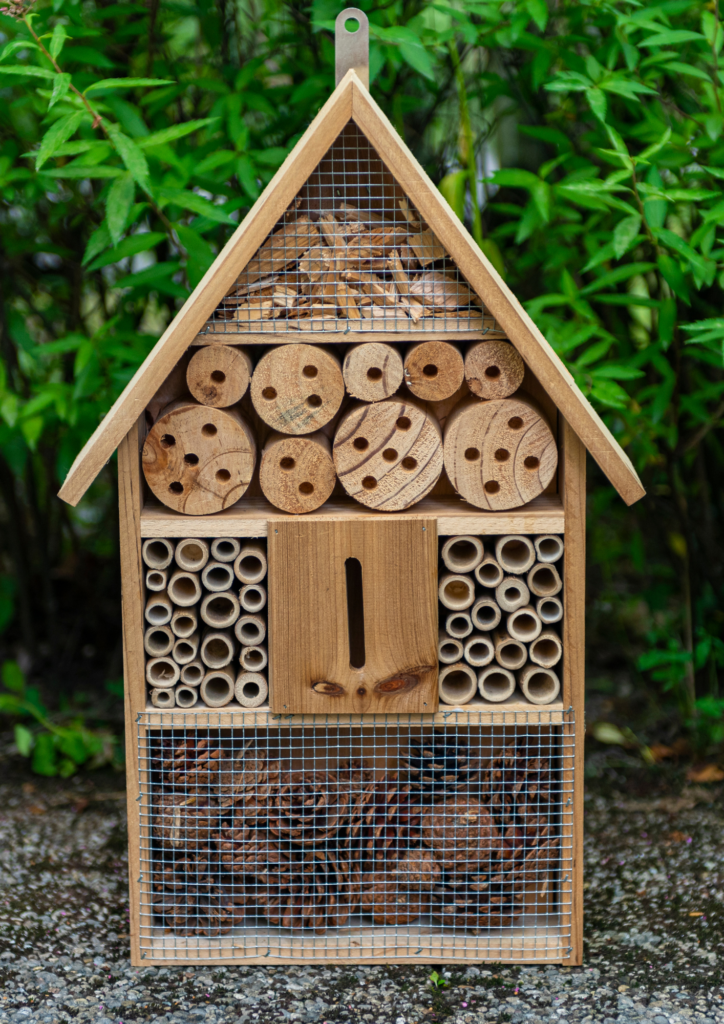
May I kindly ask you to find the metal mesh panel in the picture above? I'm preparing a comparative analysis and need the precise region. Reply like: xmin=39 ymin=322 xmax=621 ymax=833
xmin=202 ymin=122 xmax=501 ymax=337
xmin=136 ymin=711 xmax=574 ymax=962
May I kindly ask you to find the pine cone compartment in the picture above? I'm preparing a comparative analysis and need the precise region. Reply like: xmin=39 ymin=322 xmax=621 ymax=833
xmin=270 ymin=770 xmax=350 ymax=845
xmin=153 ymin=794 xmax=220 ymax=851
xmin=363 ymin=774 xmax=422 ymax=857
xmin=421 ymin=796 xmax=502 ymax=876
xmin=400 ymin=733 xmax=477 ymax=795
xmin=360 ymin=871 xmax=432 ymax=926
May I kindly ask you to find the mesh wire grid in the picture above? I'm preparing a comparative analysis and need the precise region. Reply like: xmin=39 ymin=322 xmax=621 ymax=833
xmin=201 ymin=122 xmax=502 ymax=337
xmin=136 ymin=711 xmax=574 ymax=962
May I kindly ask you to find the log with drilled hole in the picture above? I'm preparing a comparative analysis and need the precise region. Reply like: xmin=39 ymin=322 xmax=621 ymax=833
xmin=342 ymin=342 xmax=403 ymax=402
xmin=464 ymin=340 xmax=525 ymax=399
xmin=260 ymin=431 xmax=336 ymax=514
xmin=403 ymin=341 xmax=464 ymax=401
xmin=250 ymin=343 xmax=345 ymax=434
xmin=186 ymin=344 xmax=252 ymax=408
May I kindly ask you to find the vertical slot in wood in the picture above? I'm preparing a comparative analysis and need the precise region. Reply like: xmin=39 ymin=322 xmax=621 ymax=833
xmin=345 ymin=556 xmax=365 ymax=668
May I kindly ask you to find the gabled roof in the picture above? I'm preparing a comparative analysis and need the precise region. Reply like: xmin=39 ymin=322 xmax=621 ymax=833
xmin=58 ymin=69 xmax=645 ymax=507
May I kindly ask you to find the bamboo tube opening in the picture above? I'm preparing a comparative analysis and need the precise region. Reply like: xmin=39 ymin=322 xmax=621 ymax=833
xmin=234 ymin=614 xmax=266 ymax=646
xmin=239 ymin=645 xmax=268 ymax=672
xmin=507 ymin=606 xmax=543 ymax=643
xmin=146 ymin=657 xmax=180 ymax=688
xmin=200 ymin=670 xmax=235 ymax=708
xmin=210 ymin=538 xmax=241 ymax=563
xmin=201 ymin=561 xmax=235 ymax=592
xmin=445 ymin=612 xmax=473 ymax=639
xmin=529 ymin=631 xmax=563 ymax=668
xmin=239 ymin=584 xmax=267 ymax=614
xmin=474 ymin=557 xmax=504 ymax=589
xmin=463 ymin=634 xmax=495 ymax=668
xmin=145 ymin=569 xmax=167 ymax=592
xmin=471 ymin=598 xmax=501 ymax=632
xmin=495 ymin=536 xmax=536 ymax=574
xmin=438 ymin=631 xmax=463 ymax=665
xmin=495 ymin=576 xmax=530 ymax=613
xmin=477 ymin=666 xmax=516 ymax=703
xmin=535 ymin=535 xmax=564 ymax=563
xmin=174 ymin=538 xmax=209 ymax=572
xmin=519 ymin=665 xmax=560 ymax=705
xmin=172 ymin=633 xmax=199 ymax=665
xmin=175 ymin=685 xmax=198 ymax=709
xmin=537 ymin=596 xmax=563 ymax=624
xmin=200 ymin=631 xmax=235 ymax=669
xmin=493 ymin=630 xmax=527 ymax=671
xmin=200 ymin=591 xmax=240 ymax=628
xmin=234 ymin=543 xmax=268 ymax=584
xmin=144 ymin=626 xmax=174 ymax=658
xmin=527 ymin=562 xmax=563 ymax=597
xmin=151 ymin=687 xmax=176 ymax=709
xmin=438 ymin=573 xmax=475 ymax=610
xmin=168 ymin=571 xmax=202 ymax=607
xmin=235 ymin=671 xmax=269 ymax=708
xmin=180 ymin=660 xmax=204 ymax=686
xmin=171 ymin=609 xmax=197 ymax=638
xmin=441 ymin=535 xmax=484 ymax=573
xmin=438 ymin=662 xmax=478 ymax=706
xmin=142 ymin=538 xmax=174 ymax=569
xmin=145 ymin=591 xmax=173 ymax=626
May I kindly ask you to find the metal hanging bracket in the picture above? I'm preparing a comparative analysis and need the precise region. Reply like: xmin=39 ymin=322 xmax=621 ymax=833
xmin=335 ymin=8 xmax=369 ymax=89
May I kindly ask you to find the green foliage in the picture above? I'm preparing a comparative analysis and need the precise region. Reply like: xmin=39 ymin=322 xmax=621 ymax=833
xmin=429 ymin=970 xmax=450 ymax=989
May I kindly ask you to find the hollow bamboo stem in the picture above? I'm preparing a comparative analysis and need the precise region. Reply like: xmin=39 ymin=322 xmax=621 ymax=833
xmin=142 ymin=538 xmax=174 ymax=570
xmin=477 ymin=666 xmax=516 ymax=703
xmin=438 ymin=573 xmax=475 ymax=611
xmin=474 ymin=556 xmax=503 ymax=589
xmin=145 ymin=590 xmax=173 ymax=626
xmin=471 ymin=597 xmax=501 ymax=632
xmin=144 ymin=625 xmax=174 ymax=658
xmin=438 ymin=662 xmax=478 ymax=706
xmin=145 ymin=569 xmax=168 ymax=592
xmin=438 ymin=631 xmax=464 ymax=665
xmin=444 ymin=611 xmax=473 ymax=639
xmin=495 ymin=576 xmax=530 ymax=613
xmin=146 ymin=657 xmax=180 ymax=688
xmin=507 ymin=605 xmax=543 ymax=643
xmin=239 ymin=584 xmax=267 ymax=614
xmin=200 ymin=668 xmax=235 ymax=708
xmin=171 ymin=608 xmax=198 ymax=638
xmin=174 ymin=538 xmax=210 ymax=572
xmin=529 ymin=630 xmax=563 ymax=668
xmin=536 ymin=596 xmax=563 ymax=624
xmin=172 ymin=632 xmax=199 ymax=665
xmin=234 ymin=543 xmax=268 ymax=585
xmin=174 ymin=685 xmax=198 ymax=709
xmin=180 ymin=660 xmax=204 ymax=687
xmin=234 ymin=614 xmax=266 ymax=647
xmin=210 ymin=538 xmax=241 ymax=563
xmin=527 ymin=562 xmax=563 ymax=598
xmin=239 ymin=645 xmax=268 ymax=672
xmin=201 ymin=560 xmax=236 ymax=593
xmin=492 ymin=629 xmax=527 ymax=671
xmin=519 ymin=664 xmax=560 ymax=705
xmin=534 ymin=534 xmax=564 ymax=564
xmin=168 ymin=571 xmax=202 ymax=607
xmin=463 ymin=634 xmax=495 ymax=668
xmin=151 ymin=687 xmax=176 ymax=709
xmin=235 ymin=671 xmax=268 ymax=708
xmin=441 ymin=535 xmax=484 ymax=573
xmin=495 ymin=535 xmax=536 ymax=575
xmin=200 ymin=590 xmax=240 ymax=629
xmin=200 ymin=629 xmax=235 ymax=669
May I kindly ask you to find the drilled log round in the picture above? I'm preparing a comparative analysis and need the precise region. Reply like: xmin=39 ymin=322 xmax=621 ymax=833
xmin=200 ymin=668 xmax=235 ymax=708
xmin=239 ymin=645 xmax=268 ymax=672
xmin=186 ymin=344 xmax=252 ymax=408
xmin=200 ymin=630 xmax=235 ymax=669
xmin=151 ymin=687 xmax=175 ymax=709
xmin=438 ymin=662 xmax=478 ymax=706
xmin=438 ymin=631 xmax=464 ymax=665
xmin=463 ymin=634 xmax=495 ymax=668
xmin=475 ymin=556 xmax=504 ymax=589
xmin=235 ymin=671 xmax=268 ymax=708
xmin=477 ymin=665 xmax=516 ymax=703
xmin=200 ymin=590 xmax=240 ymax=629
xmin=175 ymin=685 xmax=198 ymax=708
xmin=260 ymin=431 xmax=336 ymax=514
xmin=172 ymin=632 xmax=199 ymax=665
xmin=536 ymin=596 xmax=563 ymax=624
xmin=438 ymin=573 xmax=475 ymax=611
xmin=201 ymin=560 xmax=236 ymax=593
xmin=519 ymin=664 xmax=560 ymax=705
xmin=144 ymin=625 xmax=174 ymax=657
xmin=234 ymin=614 xmax=266 ymax=647
xmin=507 ymin=605 xmax=542 ymax=643
xmin=527 ymin=562 xmax=563 ymax=598
xmin=145 ymin=591 xmax=172 ymax=626
xmin=464 ymin=340 xmax=525 ymax=399
xmin=174 ymin=538 xmax=209 ymax=572
xmin=445 ymin=611 xmax=473 ymax=639
xmin=493 ymin=630 xmax=527 ymax=671
xmin=529 ymin=630 xmax=563 ymax=668
xmin=495 ymin=576 xmax=530 ymax=613
xmin=441 ymin=535 xmax=484 ymax=573
xmin=471 ymin=597 xmax=501 ymax=632
xmin=171 ymin=608 xmax=197 ymax=638
xmin=210 ymin=538 xmax=241 ymax=563
xmin=333 ymin=396 xmax=443 ymax=511
xmin=142 ymin=400 xmax=256 ymax=515
xmin=146 ymin=657 xmax=180 ymax=688
xmin=239 ymin=584 xmax=267 ymax=614
xmin=168 ymin=571 xmax=202 ymax=607
xmin=403 ymin=341 xmax=464 ymax=401
xmin=145 ymin=569 xmax=167 ymax=592
xmin=342 ymin=342 xmax=404 ymax=402
xmin=443 ymin=396 xmax=557 ymax=510
xmin=233 ymin=543 xmax=268 ymax=584
xmin=535 ymin=534 xmax=564 ymax=563
xmin=142 ymin=538 xmax=174 ymax=569
xmin=250 ymin=343 xmax=344 ymax=434
xmin=180 ymin=660 xmax=204 ymax=686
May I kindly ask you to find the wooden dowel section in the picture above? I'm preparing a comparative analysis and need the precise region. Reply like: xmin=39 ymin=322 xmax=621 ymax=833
xmin=527 ymin=562 xmax=563 ymax=597
xmin=151 ymin=687 xmax=175 ymax=709
xmin=519 ymin=664 xmax=561 ymax=705
xmin=438 ymin=631 xmax=463 ymax=665
xmin=444 ymin=611 xmax=473 ymax=639
xmin=180 ymin=660 xmax=204 ymax=686
xmin=464 ymin=340 xmax=525 ymax=399
xmin=535 ymin=534 xmax=564 ymax=563
xmin=234 ymin=614 xmax=266 ymax=646
xmin=529 ymin=630 xmax=563 ymax=668
xmin=441 ymin=535 xmax=484 ymax=573
xmin=333 ymin=396 xmax=443 ymax=511
xmin=144 ymin=625 xmax=174 ymax=658
xmin=168 ymin=571 xmax=202 ymax=607
xmin=260 ymin=431 xmax=336 ymax=514
xmin=239 ymin=644 xmax=268 ymax=672
xmin=142 ymin=538 xmax=174 ymax=569
xmin=186 ymin=344 xmax=252 ymax=408
xmin=471 ymin=597 xmax=501 ymax=632
xmin=235 ymin=671 xmax=268 ymax=708
xmin=342 ymin=342 xmax=403 ymax=402
xmin=145 ymin=569 xmax=167 ymax=592
xmin=172 ymin=632 xmax=199 ymax=665
xmin=438 ymin=662 xmax=478 ymax=706
xmin=493 ymin=629 xmax=527 ymax=671
xmin=200 ymin=668 xmax=235 ymax=708
xmin=200 ymin=590 xmax=240 ymax=629
xmin=438 ymin=573 xmax=475 ymax=611
xmin=239 ymin=583 xmax=267 ymax=614
xmin=200 ymin=630 xmax=235 ymax=669
xmin=174 ymin=685 xmax=198 ymax=708
xmin=201 ymin=560 xmax=236 ymax=593
xmin=250 ymin=343 xmax=345 ymax=434
xmin=171 ymin=608 xmax=197 ymax=638
xmin=175 ymin=538 xmax=209 ymax=572
xmin=474 ymin=557 xmax=503 ymax=589
xmin=463 ymin=634 xmax=495 ymax=668
xmin=537 ymin=596 xmax=563 ymax=624
xmin=210 ymin=538 xmax=241 ymax=563
xmin=495 ymin=535 xmax=536 ymax=574
xmin=477 ymin=666 xmax=516 ymax=703
xmin=145 ymin=591 xmax=172 ymax=626
xmin=233 ymin=543 xmax=268 ymax=585
xmin=507 ymin=605 xmax=543 ymax=643
xmin=495 ymin=576 xmax=530 ymax=613
xmin=146 ymin=656 xmax=180 ymax=688
xmin=404 ymin=341 xmax=464 ymax=400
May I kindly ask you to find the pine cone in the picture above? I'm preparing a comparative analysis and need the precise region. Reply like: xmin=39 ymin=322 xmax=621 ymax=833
xmin=153 ymin=794 xmax=220 ymax=852
xmin=499 ymin=822 xmax=559 ymax=885
xmin=215 ymin=750 xmax=281 ymax=809
xmin=152 ymin=852 xmax=233 ymax=936
xmin=483 ymin=743 xmax=553 ymax=828
xmin=421 ymin=796 xmax=502 ymax=876
xmin=160 ymin=736 xmax=226 ymax=789
xmin=360 ymin=871 xmax=432 ymax=925
xmin=256 ymin=848 xmax=358 ymax=934
xmin=433 ymin=874 xmax=519 ymax=931
xmin=270 ymin=770 xmax=349 ymax=845
xmin=363 ymin=774 xmax=422 ymax=857
xmin=336 ymin=760 xmax=375 ymax=865
xmin=400 ymin=732 xmax=477 ymax=795
xmin=215 ymin=822 xmax=289 ymax=876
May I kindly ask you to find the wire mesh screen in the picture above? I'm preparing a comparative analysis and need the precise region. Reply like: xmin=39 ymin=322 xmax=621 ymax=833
xmin=137 ymin=711 xmax=574 ymax=962
xmin=202 ymin=122 xmax=501 ymax=337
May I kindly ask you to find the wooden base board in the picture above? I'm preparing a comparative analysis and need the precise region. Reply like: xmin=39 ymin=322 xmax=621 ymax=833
xmin=193 ymin=327 xmax=506 ymax=344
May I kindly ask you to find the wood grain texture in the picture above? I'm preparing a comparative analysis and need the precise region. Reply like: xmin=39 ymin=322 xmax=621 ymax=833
xmin=192 ymin=327 xmax=505 ymax=344
xmin=186 ymin=345 xmax=252 ymax=408
xmin=260 ymin=430 xmax=336 ymax=513
xmin=403 ymin=341 xmax=464 ymax=401
xmin=342 ymin=342 xmax=403 ymax=402
xmin=250 ymin=344 xmax=345 ymax=434
xmin=268 ymin=517 xmax=438 ymax=714
xmin=465 ymin=340 xmax=525 ymax=399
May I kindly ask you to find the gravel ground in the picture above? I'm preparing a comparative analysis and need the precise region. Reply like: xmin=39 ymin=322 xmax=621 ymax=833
xmin=0 ymin=753 xmax=723 ymax=1024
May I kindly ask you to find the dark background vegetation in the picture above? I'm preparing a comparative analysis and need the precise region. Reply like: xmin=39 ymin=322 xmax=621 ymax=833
xmin=0 ymin=0 xmax=722 ymax=774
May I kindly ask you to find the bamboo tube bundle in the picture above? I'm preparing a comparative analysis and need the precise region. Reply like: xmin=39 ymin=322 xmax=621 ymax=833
xmin=342 ymin=342 xmax=403 ymax=402
xmin=172 ymin=633 xmax=199 ymax=665
xmin=146 ymin=657 xmax=180 ymax=688
xmin=463 ymin=634 xmax=495 ymax=668
xmin=145 ymin=591 xmax=173 ymax=626
xmin=438 ymin=632 xmax=464 ymax=665
xmin=200 ymin=668 xmax=235 ymax=708
xmin=171 ymin=608 xmax=197 ymax=638
xmin=186 ymin=344 xmax=252 ymax=408
xmin=239 ymin=645 xmax=268 ymax=672
xmin=151 ymin=687 xmax=176 ymax=709
xmin=142 ymin=400 xmax=256 ymax=515
xmin=475 ymin=557 xmax=504 ymax=589
xmin=200 ymin=630 xmax=235 ymax=669
xmin=210 ymin=538 xmax=241 ymax=563
xmin=180 ymin=660 xmax=204 ymax=686
xmin=492 ymin=630 xmax=527 ymax=671
xmin=175 ymin=538 xmax=209 ymax=573
xmin=201 ymin=561 xmax=236 ymax=593
xmin=235 ymin=672 xmax=268 ymax=708
xmin=142 ymin=538 xmax=174 ymax=570
xmin=471 ymin=597 xmax=501 ymax=632
xmin=495 ymin=576 xmax=530 ymax=613
xmin=175 ymin=685 xmax=198 ymax=709
xmin=443 ymin=396 xmax=557 ymax=510
xmin=438 ymin=662 xmax=478 ymax=706
xmin=537 ymin=596 xmax=563 ymax=625
xmin=535 ymin=535 xmax=564 ymax=563
xmin=477 ymin=666 xmax=516 ymax=703
xmin=519 ymin=664 xmax=560 ymax=705
xmin=239 ymin=584 xmax=267 ymax=614
xmin=333 ymin=396 xmax=443 ymax=511
xmin=441 ymin=535 xmax=484 ymax=574
xmin=507 ymin=605 xmax=543 ymax=643
xmin=438 ymin=573 xmax=475 ymax=611
xmin=403 ymin=341 xmax=464 ymax=400
xmin=529 ymin=630 xmax=563 ymax=668
xmin=259 ymin=431 xmax=336 ymax=514
xmin=464 ymin=340 xmax=525 ymax=400
xmin=145 ymin=569 xmax=167 ymax=592
xmin=445 ymin=612 xmax=473 ymax=639
xmin=527 ymin=562 xmax=563 ymax=598
xmin=200 ymin=591 xmax=240 ymax=629
xmin=250 ymin=344 xmax=345 ymax=434
xmin=496 ymin=536 xmax=536 ymax=575
xmin=234 ymin=614 xmax=266 ymax=647
xmin=168 ymin=571 xmax=202 ymax=607
xmin=234 ymin=543 xmax=268 ymax=584
xmin=144 ymin=625 xmax=174 ymax=658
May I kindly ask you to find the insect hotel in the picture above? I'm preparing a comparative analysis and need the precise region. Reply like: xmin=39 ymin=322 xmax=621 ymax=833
xmin=58 ymin=10 xmax=645 ymax=968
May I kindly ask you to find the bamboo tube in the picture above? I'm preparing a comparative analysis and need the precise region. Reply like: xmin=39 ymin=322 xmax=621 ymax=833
xmin=180 ymin=660 xmax=204 ymax=686
xmin=535 ymin=534 xmax=564 ymax=564
xmin=142 ymin=538 xmax=174 ymax=570
xmin=175 ymin=685 xmax=198 ymax=709
xmin=463 ymin=634 xmax=495 ymax=668
xmin=142 ymin=400 xmax=256 ymax=515
xmin=151 ymin=687 xmax=176 ymax=709
xmin=145 ymin=590 xmax=173 ymax=626
xmin=495 ymin=576 xmax=530 ymax=613
xmin=471 ymin=597 xmax=501 ymax=632
xmin=234 ymin=614 xmax=266 ymax=647
xmin=527 ymin=562 xmax=563 ymax=598
xmin=200 ymin=590 xmax=240 ymax=629
xmin=493 ymin=629 xmax=527 ymax=671
xmin=172 ymin=632 xmax=199 ymax=665
xmin=507 ymin=605 xmax=543 ymax=643
xmin=186 ymin=344 xmax=252 ymax=408
xmin=537 ymin=596 xmax=563 ymax=625
xmin=438 ymin=573 xmax=475 ymax=611
xmin=171 ymin=608 xmax=197 ymax=638
xmin=438 ymin=662 xmax=478 ymax=706
xmin=519 ymin=664 xmax=560 ymax=705
xmin=403 ymin=341 xmax=464 ymax=400
xmin=250 ymin=343 xmax=345 ymax=434
xmin=210 ymin=538 xmax=241 ymax=563
xmin=438 ymin=631 xmax=464 ymax=665
xmin=477 ymin=666 xmax=516 ymax=703
xmin=168 ymin=571 xmax=202 ymax=607
xmin=201 ymin=560 xmax=236 ymax=593
xmin=233 ymin=543 xmax=268 ymax=585
xmin=333 ymin=395 xmax=443 ymax=511
xmin=441 ymin=535 xmax=484 ymax=573
xmin=474 ymin=556 xmax=504 ymax=589
xmin=260 ymin=431 xmax=336 ymax=514
xmin=342 ymin=342 xmax=404 ymax=402
xmin=146 ymin=657 xmax=180 ymax=688
xmin=174 ymin=538 xmax=209 ymax=572
xmin=495 ymin=536 xmax=536 ymax=575
xmin=529 ymin=630 xmax=563 ymax=668
xmin=239 ymin=645 xmax=268 ymax=672
xmin=239 ymin=584 xmax=267 ymax=614
xmin=144 ymin=625 xmax=174 ymax=658
xmin=235 ymin=672 xmax=268 ymax=708
xmin=145 ymin=569 xmax=168 ymax=592
xmin=464 ymin=340 xmax=525 ymax=399
xmin=200 ymin=668 xmax=235 ymax=708
xmin=200 ymin=630 xmax=235 ymax=669
xmin=445 ymin=612 xmax=473 ymax=639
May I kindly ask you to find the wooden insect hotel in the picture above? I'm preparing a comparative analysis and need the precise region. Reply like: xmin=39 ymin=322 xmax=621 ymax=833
xmin=58 ymin=10 xmax=645 ymax=968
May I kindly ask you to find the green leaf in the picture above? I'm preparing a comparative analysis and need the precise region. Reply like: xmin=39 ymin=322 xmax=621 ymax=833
xmin=85 ymin=230 xmax=167 ymax=272
xmin=592 ymin=364 xmax=645 ymax=380
xmin=106 ymin=172 xmax=135 ymax=245
xmin=657 ymin=252 xmax=690 ymax=304
xmin=2 ymin=659 xmax=25 ymax=692
xmin=14 ymin=724 xmax=33 ymax=757
xmin=0 ymin=40 xmax=40 ymax=62
xmin=31 ymin=733 xmax=58 ymax=776
xmin=0 ymin=65 xmax=55 ymax=80
xmin=106 ymin=124 xmax=149 ymax=188
xmin=664 ymin=61 xmax=711 ymax=81
xmin=398 ymin=39 xmax=435 ymax=81
xmin=658 ymin=296 xmax=677 ymax=350
xmin=82 ymin=221 xmax=111 ymax=265
xmin=35 ymin=111 xmax=86 ymax=170
xmin=57 ymin=727 xmax=90 ymax=764
xmin=48 ymin=72 xmax=71 ymax=110
xmin=49 ymin=23 xmax=67 ymax=61
xmin=613 ymin=215 xmax=642 ymax=258
xmin=176 ymin=224 xmax=215 ymax=288
xmin=525 ymin=0 xmax=548 ymax=31
xmin=158 ymin=187 xmax=235 ymax=225
xmin=438 ymin=170 xmax=467 ymax=220
xmin=580 ymin=262 xmax=656 ymax=295
xmin=85 ymin=77 xmax=174 ymax=93
xmin=586 ymin=87 xmax=607 ymax=122
xmin=137 ymin=117 xmax=220 ymax=149
xmin=641 ymin=29 xmax=706 ymax=46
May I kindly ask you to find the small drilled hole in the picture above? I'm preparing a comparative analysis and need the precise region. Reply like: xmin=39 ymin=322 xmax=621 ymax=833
xmin=202 ymin=423 xmax=217 ymax=437
xmin=279 ymin=457 xmax=295 ymax=470
xmin=362 ymin=476 xmax=377 ymax=490
xmin=184 ymin=453 xmax=199 ymax=466
xmin=484 ymin=480 xmax=500 ymax=494
xmin=353 ymin=437 xmax=369 ymax=451
xmin=210 ymin=370 xmax=225 ymax=383
xmin=302 ymin=364 xmax=318 ymax=378
xmin=422 ymin=363 xmax=438 ymax=378
xmin=169 ymin=481 xmax=183 ymax=494
xmin=464 ymin=447 xmax=480 ymax=461
xmin=299 ymin=481 xmax=314 ymax=495
xmin=494 ymin=448 xmax=509 ymax=462
xmin=396 ymin=416 xmax=411 ymax=431
xmin=216 ymin=469 xmax=231 ymax=483
xmin=508 ymin=416 xmax=523 ymax=430
xmin=160 ymin=434 xmax=176 ymax=448
xmin=485 ymin=365 xmax=501 ymax=379
xmin=382 ymin=448 xmax=397 ymax=462
xmin=262 ymin=387 xmax=277 ymax=400
xmin=367 ymin=366 xmax=382 ymax=381
xmin=306 ymin=394 xmax=322 ymax=408
xmin=401 ymin=456 xmax=417 ymax=471
xmin=524 ymin=455 xmax=540 ymax=470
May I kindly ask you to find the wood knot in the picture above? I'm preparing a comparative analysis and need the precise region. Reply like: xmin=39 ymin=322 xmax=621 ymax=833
xmin=311 ymin=681 xmax=345 ymax=696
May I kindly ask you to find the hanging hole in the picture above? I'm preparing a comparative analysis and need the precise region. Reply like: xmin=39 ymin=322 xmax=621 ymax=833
xmin=353 ymin=437 xmax=369 ymax=451
xmin=261 ymin=387 xmax=277 ymax=401
xmin=382 ymin=448 xmax=397 ymax=462
xmin=464 ymin=447 xmax=480 ymax=462
xmin=361 ymin=476 xmax=377 ymax=490
xmin=396 ymin=416 xmax=411 ymax=431
xmin=524 ymin=455 xmax=540 ymax=470
xmin=401 ymin=456 xmax=417 ymax=471
xmin=366 ymin=367 xmax=382 ymax=381
xmin=302 ymin=365 xmax=318 ymax=378
xmin=345 ymin=16 xmax=360 ymax=32
xmin=508 ymin=416 xmax=523 ymax=430
xmin=279 ymin=457 xmax=295 ymax=471
xmin=484 ymin=480 xmax=500 ymax=494
xmin=210 ymin=370 xmax=226 ymax=383
xmin=422 ymin=363 xmax=438 ymax=378
xmin=169 ymin=481 xmax=183 ymax=494
xmin=160 ymin=434 xmax=176 ymax=449
xmin=494 ymin=448 xmax=509 ymax=462
xmin=306 ymin=394 xmax=322 ymax=408
xmin=299 ymin=482 xmax=314 ymax=495
xmin=201 ymin=423 xmax=217 ymax=437
xmin=184 ymin=453 xmax=199 ymax=466
xmin=216 ymin=469 xmax=231 ymax=483
xmin=484 ymin=366 xmax=501 ymax=379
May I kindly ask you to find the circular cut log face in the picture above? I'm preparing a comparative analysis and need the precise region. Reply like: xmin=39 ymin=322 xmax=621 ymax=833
xmin=186 ymin=345 xmax=251 ymax=408
xmin=250 ymin=343 xmax=344 ymax=434
xmin=142 ymin=401 xmax=256 ymax=514
xmin=333 ymin=396 xmax=443 ymax=511
xmin=444 ymin=396 xmax=557 ymax=510
xmin=260 ymin=433 xmax=336 ymax=514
